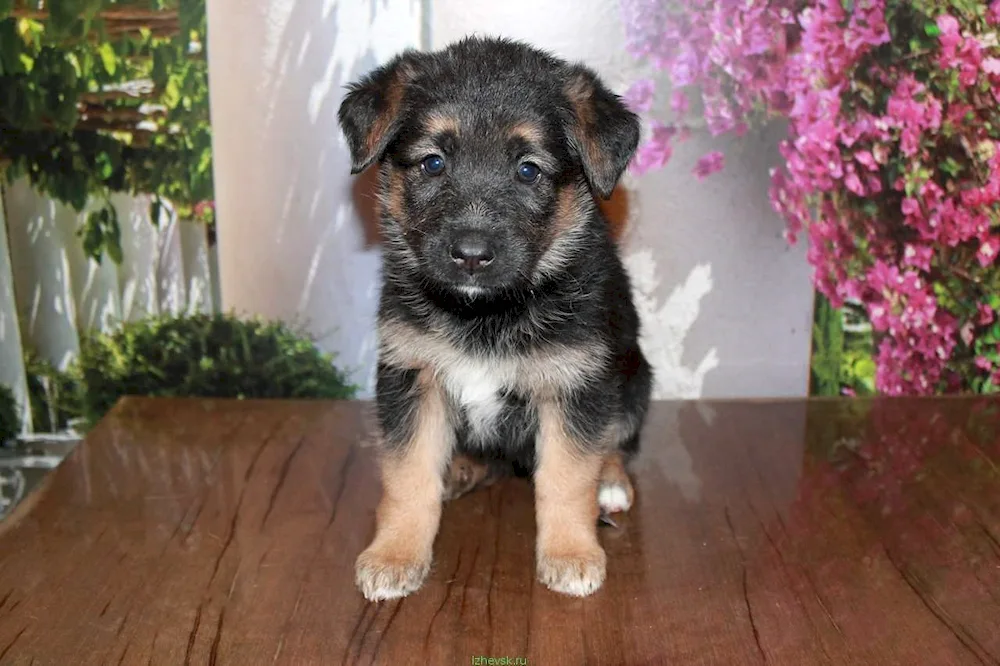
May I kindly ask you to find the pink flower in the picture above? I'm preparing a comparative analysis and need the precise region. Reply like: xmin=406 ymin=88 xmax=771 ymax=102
xmin=978 ymin=237 xmax=999 ymax=267
xmin=903 ymin=244 xmax=933 ymax=272
xmin=670 ymin=47 xmax=700 ymax=87
xmin=693 ymin=151 xmax=725 ymax=179
xmin=844 ymin=170 xmax=865 ymax=196
xmin=872 ymin=144 xmax=890 ymax=164
xmin=985 ymin=59 xmax=1000 ymax=76
xmin=670 ymin=90 xmax=690 ymax=117
xmin=936 ymin=14 xmax=960 ymax=37
xmin=854 ymin=150 xmax=877 ymax=171
xmin=631 ymin=121 xmax=677 ymax=175
xmin=961 ymin=321 xmax=975 ymax=346
xmin=937 ymin=14 xmax=963 ymax=61
xmin=979 ymin=304 xmax=996 ymax=326
xmin=623 ymin=79 xmax=656 ymax=114
xmin=990 ymin=1 xmax=1000 ymax=25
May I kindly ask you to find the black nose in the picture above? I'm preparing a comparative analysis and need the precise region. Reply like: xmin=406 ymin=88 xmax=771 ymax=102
xmin=449 ymin=232 xmax=495 ymax=273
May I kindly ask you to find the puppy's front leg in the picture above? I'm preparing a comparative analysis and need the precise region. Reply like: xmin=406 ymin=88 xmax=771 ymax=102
xmin=534 ymin=401 xmax=606 ymax=597
xmin=356 ymin=368 xmax=453 ymax=601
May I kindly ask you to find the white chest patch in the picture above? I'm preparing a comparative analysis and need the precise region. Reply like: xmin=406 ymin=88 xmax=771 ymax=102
xmin=443 ymin=360 xmax=510 ymax=441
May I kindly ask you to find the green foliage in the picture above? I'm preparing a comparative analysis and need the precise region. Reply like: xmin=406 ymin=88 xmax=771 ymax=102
xmin=810 ymin=292 xmax=844 ymax=396
xmin=76 ymin=313 xmax=358 ymax=427
xmin=80 ymin=199 xmax=122 ymax=262
xmin=0 ymin=0 xmax=213 ymax=264
xmin=24 ymin=351 xmax=83 ymax=432
xmin=810 ymin=292 xmax=877 ymax=397
xmin=0 ymin=383 xmax=21 ymax=443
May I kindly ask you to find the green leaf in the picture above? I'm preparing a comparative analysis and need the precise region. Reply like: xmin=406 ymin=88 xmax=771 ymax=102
xmin=986 ymin=322 xmax=1000 ymax=345
xmin=15 ymin=17 xmax=40 ymax=45
xmin=924 ymin=22 xmax=941 ymax=37
xmin=96 ymin=152 xmax=113 ymax=180
xmin=853 ymin=357 xmax=876 ymax=380
xmin=0 ymin=20 xmax=20 ymax=74
xmin=150 ymin=197 xmax=162 ymax=228
xmin=0 ymin=0 xmax=14 ymax=16
xmin=941 ymin=157 xmax=962 ymax=177
xmin=80 ymin=211 xmax=105 ymax=262
xmin=66 ymin=52 xmax=82 ymax=78
xmin=196 ymin=148 xmax=212 ymax=175
xmin=48 ymin=2 xmax=80 ymax=40
xmin=98 ymin=42 xmax=116 ymax=76
xmin=106 ymin=237 xmax=123 ymax=264
xmin=163 ymin=77 xmax=181 ymax=107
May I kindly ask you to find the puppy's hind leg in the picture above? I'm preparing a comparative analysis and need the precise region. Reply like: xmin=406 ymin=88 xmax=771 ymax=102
xmin=355 ymin=368 xmax=453 ymax=601
xmin=598 ymin=447 xmax=635 ymax=515
xmin=599 ymin=348 xmax=649 ymax=516
xmin=443 ymin=452 xmax=503 ymax=501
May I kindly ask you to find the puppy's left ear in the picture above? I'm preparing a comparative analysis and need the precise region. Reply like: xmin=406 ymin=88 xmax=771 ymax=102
xmin=338 ymin=52 xmax=423 ymax=174
xmin=563 ymin=67 xmax=641 ymax=199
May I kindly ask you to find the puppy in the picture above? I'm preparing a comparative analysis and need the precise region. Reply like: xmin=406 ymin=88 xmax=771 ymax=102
xmin=338 ymin=36 xmax=652 ymax=600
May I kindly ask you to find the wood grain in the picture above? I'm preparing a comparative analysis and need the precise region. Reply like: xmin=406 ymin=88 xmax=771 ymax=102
xmin=0 ymin=397 xmax=998 ymax=665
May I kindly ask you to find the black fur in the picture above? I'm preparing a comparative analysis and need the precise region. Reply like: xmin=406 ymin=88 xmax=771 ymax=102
xmin=339 ymin=36 xmax=651 ymax=478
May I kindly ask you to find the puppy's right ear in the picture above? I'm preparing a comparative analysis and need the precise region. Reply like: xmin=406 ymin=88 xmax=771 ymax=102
xmin=338 ymin=53 xmax=421 ymax=174
xmin=562 ymin=66 xmax=641 ymax=199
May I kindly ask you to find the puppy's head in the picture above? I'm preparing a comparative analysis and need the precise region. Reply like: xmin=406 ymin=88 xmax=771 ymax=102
xmin=338 ymin=37 xmax=639 ymax=297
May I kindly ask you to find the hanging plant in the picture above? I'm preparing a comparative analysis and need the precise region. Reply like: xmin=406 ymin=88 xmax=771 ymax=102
xmin=0 ymin=0 xmax=214 ymax=263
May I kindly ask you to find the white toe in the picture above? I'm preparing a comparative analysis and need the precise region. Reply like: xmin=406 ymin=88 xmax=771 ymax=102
xmin=598 ymin=483 xmax=631 ymax=513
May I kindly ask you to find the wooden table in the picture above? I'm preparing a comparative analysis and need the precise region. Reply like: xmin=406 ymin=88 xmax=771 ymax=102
xmin=0 ymin=397 xmax=998 ymax=665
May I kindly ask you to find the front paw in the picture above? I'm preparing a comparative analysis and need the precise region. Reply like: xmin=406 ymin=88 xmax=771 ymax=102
xmin=355 ymin=544 xmax=431 ymax=601
xmin=537 ymin=543 xmax=607 ymax=597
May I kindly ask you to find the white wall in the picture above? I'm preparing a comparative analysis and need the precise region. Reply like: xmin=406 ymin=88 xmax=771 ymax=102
xmin=207 ymin=0 xmax=425 ymax=398
xmin=0 ymin=187 xmax=31 ymax=431
xmin=5 ymin=181 xmax=216 ymax=365
xmin=431 ymin=1 xmax=814 ymax=399
xmin=5 ymin=179 xmax=83 ymax=371
xmin=206 ymin=0 xmax=813 ymax=399
xmin=1 ymin=179 xmax=217 ymax=432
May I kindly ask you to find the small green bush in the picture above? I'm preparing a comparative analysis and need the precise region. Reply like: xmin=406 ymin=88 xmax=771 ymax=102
xmin=76 ymin=313 xmax=358 ymax=427
xmin=810 ymin=293 xmax=875 ymax=397
xmin=0 ymin=384 xmax=21 ymax=443
xmin=24 ymin=351 xmax=83 ymax=432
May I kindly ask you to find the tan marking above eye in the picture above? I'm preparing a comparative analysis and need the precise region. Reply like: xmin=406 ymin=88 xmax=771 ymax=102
xmin=424 ymin=112 xmax=461 ymax=136
xmin=508 ymin=120 xmax=547 ymax=146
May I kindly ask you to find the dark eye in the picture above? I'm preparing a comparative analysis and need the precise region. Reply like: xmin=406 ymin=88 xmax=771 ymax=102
xmin=516 ymin=162 xmax=541 ymax=184
xmin=421 ymin=154 xmax=446 ymax=176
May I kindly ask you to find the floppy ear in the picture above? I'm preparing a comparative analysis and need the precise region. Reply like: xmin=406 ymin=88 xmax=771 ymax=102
xmin=338 ymin=53 xmax=421 ymax=174
xmin=563 ymin=67 xmax=641 ymax=199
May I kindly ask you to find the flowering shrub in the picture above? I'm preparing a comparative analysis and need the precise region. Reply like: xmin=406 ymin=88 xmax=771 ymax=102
xmin=621 ymin=0 xmax=1000 ymax=394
